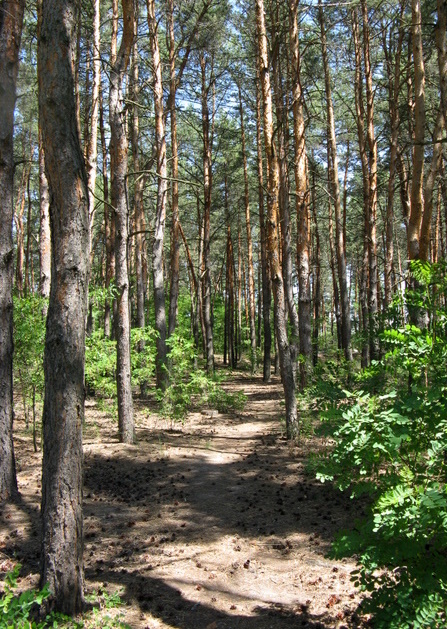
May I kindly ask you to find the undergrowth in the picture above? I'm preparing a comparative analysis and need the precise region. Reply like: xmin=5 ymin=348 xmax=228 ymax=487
xmin=313 ymin=261 xmax=447 ymax=628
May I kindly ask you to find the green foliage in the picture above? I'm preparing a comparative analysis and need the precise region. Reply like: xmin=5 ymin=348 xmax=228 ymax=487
xmin=85 ymin=327 xmax=156 ymax=406
xmin=159 ymin=335 xmax=246 ymax=421
xmin=0 ymin=563 xmax=53 ymax=628
xmin=13 ymin=295 xmax=47 ymax=405
xmin=0 ymin=565 xmax=130 ymax=629
xmin=316 ymin=262 xmax=447 ymax=627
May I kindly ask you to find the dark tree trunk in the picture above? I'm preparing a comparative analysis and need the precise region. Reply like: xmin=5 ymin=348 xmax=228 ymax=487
xmin=0 ymin=0 xmax=24 ymax=502
xmin=38 ymin=0 xmax=89 ymax=612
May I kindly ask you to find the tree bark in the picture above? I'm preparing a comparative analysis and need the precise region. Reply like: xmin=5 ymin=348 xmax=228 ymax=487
xmin=109 ymin=0 xmax=135 ymax=442
xmin=86 ymin=0 xmax=101 ymax=249
xmin=38 ymin=0 xmax=88 ymax=611
xmin=255 ymin=65 xmax=271 ymax=382
xmin=361 ymin=0 xmax=379 ymax=360
xmin=147 ymin=0 xmax=168 ymax=388
xmin=238 ymin=82 xmax=257 ymax=372
xmin=0 ymin=0 xmax=24 ymax=502
xmin=38 ymin=129 xmax=51 ymax=299
xmin=319 ymin=1 xmax=352 ymax=362
xmin=167 ymin=0 xmax=180 ymax=338
xmin=200 ymin=52 xmax=214 ymax=374
xmin=290 ymin=0 xmax=311 ymax=389
xmin=408 ymin=0 xmax=425 ymax=262
xmin=256 ymin=0 xmax=297 ymax=439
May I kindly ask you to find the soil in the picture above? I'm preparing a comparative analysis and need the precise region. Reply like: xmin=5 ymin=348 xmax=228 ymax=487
xmin=0 ymin=370 xmax=369 ymax=628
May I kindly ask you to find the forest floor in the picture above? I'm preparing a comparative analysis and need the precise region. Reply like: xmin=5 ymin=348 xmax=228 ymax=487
xmin=1 ymin=369 xmax=369 ymax=628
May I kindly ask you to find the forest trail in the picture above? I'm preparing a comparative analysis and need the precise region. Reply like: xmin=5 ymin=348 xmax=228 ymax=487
xmin=1 ymin=371 xmax=366 ymax=628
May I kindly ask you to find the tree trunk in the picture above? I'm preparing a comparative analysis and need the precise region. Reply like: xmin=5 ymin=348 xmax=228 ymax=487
xmin=38 ymin=128 xmax=51 ymax=299
xmin=271 ymin=6 xmax=299 ymax=373
xmin=225 ymin=169 xmax=235 ymax=368
xmin=382 ymin=4 xmax=405 ymax=310
xmin=109 ymin=0 xmax=135 ymax=442
xmin=131 ymin=11 xmax=145 ymax=336
xmin=38 ymin=0 xmax=88 ymax=611
xmin=361 ymin=0 xmax=379 ymax=360
xmin=256 ymin=66 xmax=271 ymax=382
xmin=408 ymin=0 xmax=425 ymax=262
xmin=290 ymin=0 xmax=311 ymax=389
xmin=86 ymin=0 xmax=101 ymax=250
xmin=437 ymin=0 xmax=447 ymax=125
xmin=319 ymin=1 xmax=352 ymax=362
xmin=147 ymin=0 xmax=168 ymax=388
xmin=167 ymin=0 xmax=180 ymax=338
xmin=0 ymin=0 xmax=24 ymax=502
xmin=238 ymin=82 xmax=257 ymax=372
xmin=256 ymin=0 xmax=297 ymax=439
xmin=200 ymin=52 xmax=214 ymax=374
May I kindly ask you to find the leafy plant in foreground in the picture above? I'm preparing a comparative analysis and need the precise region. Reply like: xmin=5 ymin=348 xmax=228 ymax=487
xmin=316 ymin=262 xmax=447 ymax=627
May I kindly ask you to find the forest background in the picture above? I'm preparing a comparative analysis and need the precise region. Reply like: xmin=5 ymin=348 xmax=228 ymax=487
xmin=1 ymin=0 xmax=447 ymax=626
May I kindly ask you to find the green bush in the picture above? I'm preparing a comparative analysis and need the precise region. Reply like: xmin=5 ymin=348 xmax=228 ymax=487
xmin=158 ymin=335 xmax=246 ymax=421
xmin=316 ymin=261 xmax=447 ymax=628
xmin=13 ymin=295 xmax=47 ymax=414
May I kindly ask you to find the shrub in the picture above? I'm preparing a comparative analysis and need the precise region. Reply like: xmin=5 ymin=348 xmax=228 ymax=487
xmin=316 ymin=261 xmax=447 ymax=627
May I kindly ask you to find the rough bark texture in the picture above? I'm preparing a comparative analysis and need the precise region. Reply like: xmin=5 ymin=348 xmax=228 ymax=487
xmin=271 ymin=9 xmax=299 ymax=372
xmin=0 ymin=0 xmax=24 ymax=502
xmin=38 ymin=129 xmax=51 ymax=299
xmin=408 ymin=0 xmax=425 ymax=262
xmin=319 ymin=2 xmax=352 ymax=362
xmin=290 ymin=0 xmax=311 ymax=389
xmin=109 ymin=0 xmax=135 ymax=442
xmin=256 ymin=69 xmax=271 ymax=383
xmin=167 ymin=0 xmax=180 ymax=339
xmin=147 ymin=0 xmax=168 ymax=389
xmin=86 ymin=0 xmax=100 ymax=247
xmin=361 ymin=0 xmax=379 ymax=360
xmin=38 ymin=0 xmax=88 ymax=612
xmin=238 ymin=82 xmax=257 ymax=373
xmin=200 ymin=52 xmax=214 ymax=374
xmin=382 ymin=4 xmax=405 ymax=310
xmin=437 ymin=0 xmax=447 ymax=125
xmin=256 ymin=0 xmax=297 ymax=439
xmin=131 ymin=13 xmax=146 ymax=336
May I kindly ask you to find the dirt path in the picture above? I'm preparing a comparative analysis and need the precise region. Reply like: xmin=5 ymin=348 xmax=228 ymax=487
xmin=1 ymin=372 xmax=367 ymax=628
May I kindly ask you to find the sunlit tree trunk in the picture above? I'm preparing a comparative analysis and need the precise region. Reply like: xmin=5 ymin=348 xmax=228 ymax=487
xmin=382 ymin=3 xmax=405 ymax=310
xmin=290 ymin=0 xmax=311 ymax=389
xmin=200 ymin=52 xmax=214 ymax=374
xmin=319 ymin=1 xmax=352 ymax=362
xmin=237 ymin=82 xmax=257 ymax=372
xmin=109 ymin=0 xmax=135 ymax=442
xmin=408 ymin=0 xmax=425 ymax=263
xmin=361 ymin=0 xmax=379 ymax=360
xmin=86 ymin=0 xmax=100 ymax=249
xmin=256 ymin=0 xmax=297 ymax=438
xmin=147 ymin=0 xmax=168 ymax=388
xmin=271 ymin=3 xmax=299 ymax=373
xmin=256 ymin=67 xmax=271 ymax=382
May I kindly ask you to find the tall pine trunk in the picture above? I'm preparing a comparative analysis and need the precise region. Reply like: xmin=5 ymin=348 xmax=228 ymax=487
xmin=109 ymin=0 xmax=135 ymax=442
xmin=256 ymin=0 xmax=297 ymax=439
xmin=38 ymin=0 xmax=88 ymax=611
xmin=319 ymin=2 xmax=352 ymax=362
xmin=0 ymin=0 xmax=24 ymax=501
